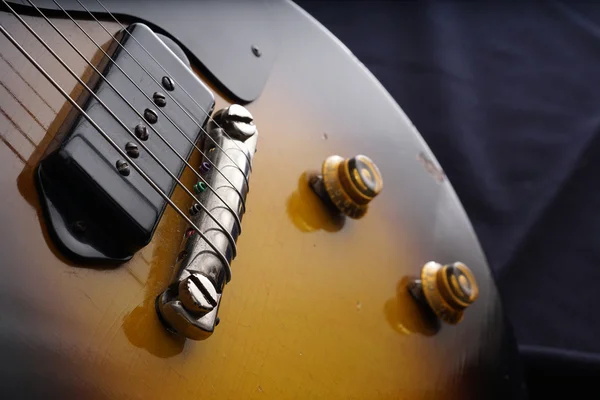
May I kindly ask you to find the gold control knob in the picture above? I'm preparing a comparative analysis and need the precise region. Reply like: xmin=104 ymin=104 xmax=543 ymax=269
xmin=420 ymin=261 xmax=479 ymax=324
xmin=321 ymin=155 xmax=383 ymax=218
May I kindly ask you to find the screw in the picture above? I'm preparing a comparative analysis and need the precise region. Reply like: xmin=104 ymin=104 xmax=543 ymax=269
xmin=135 ymin=123 xmax=149 ymax=140
xmin=251 ymin=45 xmax=262 ymax=57
xmin=125 ymin=142 xmax=139 ymax=158
xmin=200 ymin=161 xmax=211 ymax=173
xmin=162 ymin=76 xmax=175 ymax=91
xmin=153 ymin=92 xmax=167 ymax=107
xmin=116 ymin=160 xmax=130 ymax=176
xmin=225 ymin=104 xmax=254 ymax=123
xmin=72 ymin=220 xmax=87 ymax=235
xmin=144 ymin=108 xmax=158 ymax=124
xmin=178 ymin=274 xmax=218 ymax=314
xmin=223 ymin=104 xmax=256 ymax=139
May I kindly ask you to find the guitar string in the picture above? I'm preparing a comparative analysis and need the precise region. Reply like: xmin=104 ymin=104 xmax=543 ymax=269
xmin=53 ymin=0 xmax=247 ymax=214
xmin=3 ymin=0 xmax=238 ymax=259
xmin=74 ymin=0 xmax=252 ymax=189
xmin=27 ymin=0 xmax=243 ymax=237
xmin=93 ymin=0 xmax=253 ymax=170
xmin=0 ymin=20 xmax=232 ymax=279
xmin=0 ymin=0 xmax=237 ymax=265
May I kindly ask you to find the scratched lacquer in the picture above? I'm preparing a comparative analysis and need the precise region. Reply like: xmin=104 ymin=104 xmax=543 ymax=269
xmin=0 ymin=2 xmax=524 ymax=399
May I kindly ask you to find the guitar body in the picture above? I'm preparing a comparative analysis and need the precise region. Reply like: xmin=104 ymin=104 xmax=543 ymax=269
xmin=0 ymin=1 xmax=525 ymax=398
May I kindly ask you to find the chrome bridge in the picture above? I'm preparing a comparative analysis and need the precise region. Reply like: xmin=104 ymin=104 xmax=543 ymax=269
xmin=156 ymin=108 xmax=257 ymax=340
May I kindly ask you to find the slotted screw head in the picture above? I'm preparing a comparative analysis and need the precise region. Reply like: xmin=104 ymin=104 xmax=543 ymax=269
xmin=144 ymin=108 xmax=158 ymax=124
xmin=162 ymin=76 xmax=175 ymax=91
xmin=135 ymin=123 xmax=149 ymax=140
xmin=125 ymin=142 xmax=139 ymax=158
xmin=116 ymin=160 xmax=130 ymax=176
xmin=153 ymin=92 xmax=167 ymax=107
xmin=178 ymin=274 xmax=218 ymax=314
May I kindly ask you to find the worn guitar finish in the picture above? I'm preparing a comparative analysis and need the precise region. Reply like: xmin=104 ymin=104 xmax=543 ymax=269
xmin=0 ymin=1 xmax=525 ymax=399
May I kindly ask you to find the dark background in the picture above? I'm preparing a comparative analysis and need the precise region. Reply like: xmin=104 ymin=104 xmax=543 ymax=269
xmin=298 ymin=1 xmax=600 ymax=396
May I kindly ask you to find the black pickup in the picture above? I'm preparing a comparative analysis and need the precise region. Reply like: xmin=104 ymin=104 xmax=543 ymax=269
xmin=36 ymin=23 xmax=215 ymax=263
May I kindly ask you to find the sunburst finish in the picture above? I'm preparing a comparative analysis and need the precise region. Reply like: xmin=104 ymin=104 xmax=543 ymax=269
xmin=0 ymin=3 xmax=524 ymax=399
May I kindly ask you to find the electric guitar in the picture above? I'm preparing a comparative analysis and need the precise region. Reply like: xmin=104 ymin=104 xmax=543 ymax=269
xmin=0 ymin=1 xmax=526 ymax=398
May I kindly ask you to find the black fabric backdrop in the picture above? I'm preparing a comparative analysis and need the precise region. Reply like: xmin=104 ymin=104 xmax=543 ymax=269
xmin=298 ymin=0 xmax=600 ymax=388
